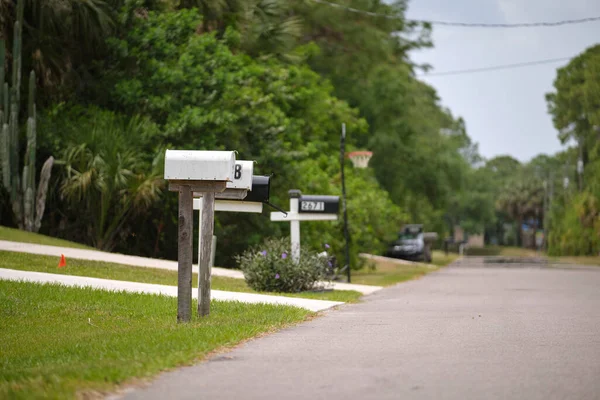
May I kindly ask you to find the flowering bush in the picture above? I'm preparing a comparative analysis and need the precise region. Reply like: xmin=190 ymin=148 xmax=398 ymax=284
xmin=236 ymin=237 xmax=330 ymax=293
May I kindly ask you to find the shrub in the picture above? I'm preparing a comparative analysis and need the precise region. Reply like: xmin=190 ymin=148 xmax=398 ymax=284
xmin=236 ymin=237 xmax=330 ymax=293
xmin=548 ymin=191 xmax=600 ymax=256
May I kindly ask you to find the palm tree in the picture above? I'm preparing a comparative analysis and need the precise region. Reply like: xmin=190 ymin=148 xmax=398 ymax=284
xmin=60 ymin=111 xmax=164 ymax=251
xmin=178 ymin=0 xmax=242 ymax=31
xmin=239 ymin=0 xmax=302 ymax=60
xmin=497 ymin=179 xmax=544 ymax=248
xmin=177 ymin=0 xmax=302 ymax=60
xmin=1 ymin=0 xmax=116 ymax=102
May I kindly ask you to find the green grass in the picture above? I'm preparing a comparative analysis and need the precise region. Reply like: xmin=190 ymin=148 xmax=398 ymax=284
xmin=352 ymin=250 xmax=459 ymax=286
xmin=351 ymin=264 xmax=434 ymax=286
xmin=0 ymin=280 xmax=310 ymax=399
xmin=445 ymin=245 xmax=600 ymax=267
xmin=463 ymin=246 xmax=541 ymax=257
xmin=351 ymin=250 xmax=457 ymax=286
xmin=430 ymin=250 xmax=460 ymax=267
xmin=0 ymin=251 xmax=362 ymax=303
xmin=0 ymin=225 xmax=92 ymax=250
xmin=352 ymin=258 xmax=436 ymax=286
xmin=552 ymin=255 xmax=600 ymax=267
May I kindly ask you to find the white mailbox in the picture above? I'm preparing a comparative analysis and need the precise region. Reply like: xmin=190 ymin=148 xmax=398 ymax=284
xmin=164 ymin=148 xmax=239 ymax=322
xmin=225 ymin=160 xmax=254 ymax=190
xmin=195 ymin=160 xmax=255 ymax=200
xmin=164 ymin=150 xmax=236 ymax=181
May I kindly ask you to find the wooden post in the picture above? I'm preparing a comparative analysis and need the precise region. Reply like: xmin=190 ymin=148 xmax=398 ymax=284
xmin=177 ymin=185 xmax=193 ymax=323
xmin=198 ymin=192 xmax=215 ymax=317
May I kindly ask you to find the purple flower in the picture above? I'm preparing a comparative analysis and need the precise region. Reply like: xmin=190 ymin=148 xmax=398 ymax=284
xmin=281 ymin=252 xmax=287 ymax=259
xmin=260 ymin=250 xmax=267 ymax=256
xmin=275 ymin=273 xmax=280 ymax=279
xmin=328 ymin=261 xmax=333 ymax=267
xmin=324 ymin=244 xmax=330 ymax=249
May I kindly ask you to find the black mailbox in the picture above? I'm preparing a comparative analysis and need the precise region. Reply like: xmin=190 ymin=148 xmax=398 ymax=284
xmin=244 ymin=175 xmax=270 ymax=203
xmin=298 ymin=195 xmax=339 ymax=214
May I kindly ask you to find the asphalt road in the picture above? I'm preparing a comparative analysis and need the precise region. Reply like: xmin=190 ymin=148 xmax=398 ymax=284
xmin=119 ymin=262 xmax=600 ymax=400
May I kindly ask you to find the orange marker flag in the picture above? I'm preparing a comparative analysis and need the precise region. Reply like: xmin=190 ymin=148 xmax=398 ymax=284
xmin=58 ymin=254 xmax=66 ymax=268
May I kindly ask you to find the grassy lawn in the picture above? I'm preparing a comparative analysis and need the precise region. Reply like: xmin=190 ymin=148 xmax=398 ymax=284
xmin=0 ymin=280 xmax=310 ymax=399
xmin=461 ymin=245 xmax=600 ymax=266
xmin=351 ymin=250 xmax=457 ymax=286
xmin=464 ymin=246 xmax=541 ymax=257
xmin=351 ymin=264 xmax=434 ymax=286
xmin=552 ymin=255 xmax=600 ymax=267
xmin=430 ymin=250 xmax=460 ymax=267
xmin=0 ymin=251 xmax=362 ymax=303
xmin=0 ymin=225 xmax=93 ymax=250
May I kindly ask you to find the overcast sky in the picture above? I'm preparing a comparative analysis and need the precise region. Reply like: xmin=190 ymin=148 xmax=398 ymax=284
xmin=403 ymin=0 xmax=600 ymax=162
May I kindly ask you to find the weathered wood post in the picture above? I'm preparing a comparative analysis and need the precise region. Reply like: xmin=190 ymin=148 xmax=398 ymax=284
xmin=177 ymin=185 xmax=193 ymax=322
xmin=194 ymin=160 xmax=254 ymax=316
xmin=193 ymin=174 xmax=271 ymax=314
xmin=164 ymin=150 xmax=235 ymax=322
xmin=197 ymin=192 xmax=215 ymax=317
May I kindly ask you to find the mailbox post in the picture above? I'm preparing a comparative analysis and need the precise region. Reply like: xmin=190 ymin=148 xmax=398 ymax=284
xmin=271 ymin=190 xmax=339 ymax=262
xmin=164 ymin=150 xmax=235 ymax=322
xmin=194 ymin=174 xmax=272 ymax=274
xmin=193 ymin=160 xmax=253 ymax=316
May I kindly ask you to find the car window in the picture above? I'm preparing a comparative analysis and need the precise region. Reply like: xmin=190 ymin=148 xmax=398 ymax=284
xmin=398 ymin=233 xmax=418 ymax=240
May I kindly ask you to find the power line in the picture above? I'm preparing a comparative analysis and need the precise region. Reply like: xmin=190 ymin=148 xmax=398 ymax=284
xmin=416 ymin=56 xmax=572 ymax=77
xmin=308 ymin=0 xmax=600 ymax=28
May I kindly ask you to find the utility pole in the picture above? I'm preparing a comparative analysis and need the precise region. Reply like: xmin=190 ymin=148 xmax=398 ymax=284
xmin=577 ymin=141 xmax=584 ymax=192
xmin=340 ymin=123 xmax=351 ymax=283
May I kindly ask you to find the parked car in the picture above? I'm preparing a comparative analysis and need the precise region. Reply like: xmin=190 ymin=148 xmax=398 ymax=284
xmin=385 ymin=224 xmax=431 ymax=262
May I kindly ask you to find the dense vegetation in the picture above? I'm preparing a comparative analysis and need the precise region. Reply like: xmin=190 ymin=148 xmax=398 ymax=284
xmin=0 ymin=0 xmax=597 ymax=266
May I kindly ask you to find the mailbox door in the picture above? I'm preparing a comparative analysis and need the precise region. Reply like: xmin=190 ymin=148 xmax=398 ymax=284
xmin=226 ymin=160 xmax=254 ymax=190
xmin=298 ymin=195 xmax=339 ymax=214
xmin=244 ymin=175 xmax=270 ymax=203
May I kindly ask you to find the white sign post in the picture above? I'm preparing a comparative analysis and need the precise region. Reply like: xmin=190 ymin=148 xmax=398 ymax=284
xmin=270 ymin=190 xmax=339 ymax=262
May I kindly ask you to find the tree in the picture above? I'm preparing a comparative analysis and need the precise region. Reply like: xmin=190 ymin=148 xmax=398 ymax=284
xmin=546 ymin=44 xmax=600 ymax=172
xmin=96 ymin=8 xmax=373 ymax=261
xmin=53 ymin=106 xmax=164 ymax=251
xmin=496 ymin=178 xmax=544 ymax=247
xmin=0 ymin=0 xmax=117 ymax=104
xmin=545 ymin=45 xmax=600 ymax=256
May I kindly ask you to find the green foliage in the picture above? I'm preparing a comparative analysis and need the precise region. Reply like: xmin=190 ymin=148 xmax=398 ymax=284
xmin=290 ymin=1 xmax=468 ymax=239
xmin=0 ymin=0 xmax=54 ymax=233
xmin=43 ymin=104 xmax=164 ymax=251
xmin=0 ymin=0 xmax=118 ymax=105
xmin=548 ymin=191 xmax=600 ymax=256
xmin=101 ymin=8 xmax=376 ymax=262
xmin=544 ymin=44 xmax=600 ymax=256
xmin=237 ymin=237 xmax=329 ymax=292
xmin=546 ymin=44 xmax=600 ymax=171
xmin=496 ymin=177 xmax=544 ymax=247
xmin=449 ymin=167 xmax=496 ymax=235
xmin=294 ymin=157 xmax=406 ymax=269
xmin=12 ymin=1 xmax=497 ymax=265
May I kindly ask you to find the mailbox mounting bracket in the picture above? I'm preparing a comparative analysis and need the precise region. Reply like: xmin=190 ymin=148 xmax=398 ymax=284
xmin=169 ymin=180 xmax=227 ymax=193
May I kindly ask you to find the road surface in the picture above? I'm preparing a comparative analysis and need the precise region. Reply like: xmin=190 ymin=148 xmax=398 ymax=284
xmin=119 ymin=260 xmax=600 ymax=400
